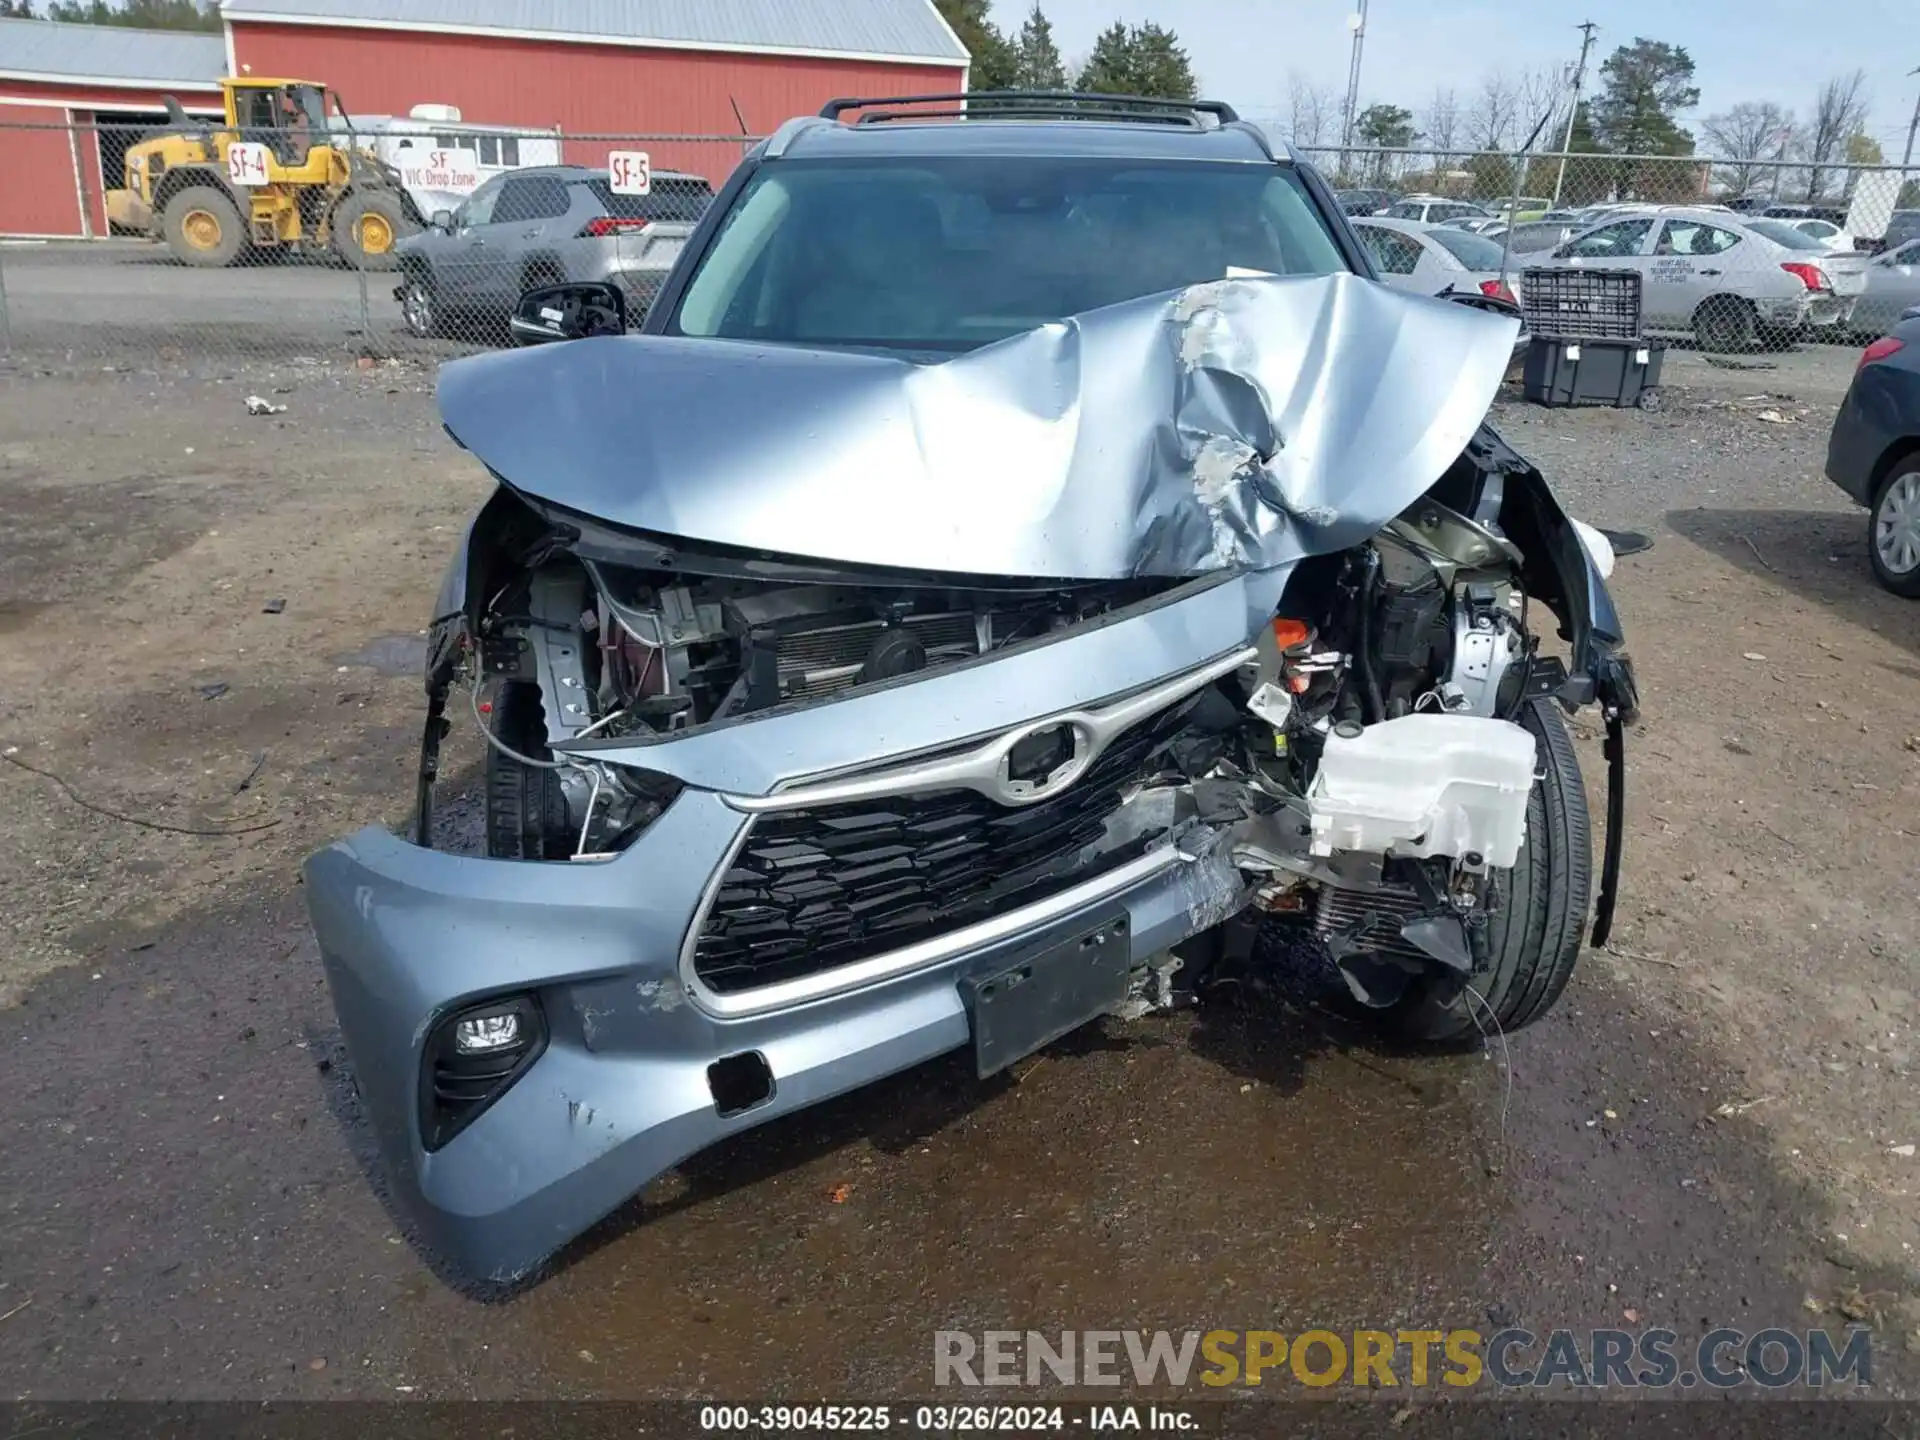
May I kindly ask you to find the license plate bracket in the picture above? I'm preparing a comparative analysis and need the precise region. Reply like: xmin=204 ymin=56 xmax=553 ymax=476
xmin=963 ymin=914 xmax=1131 ymax=1078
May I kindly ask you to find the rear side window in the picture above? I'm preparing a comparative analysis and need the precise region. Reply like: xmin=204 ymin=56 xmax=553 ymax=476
xmin=1655 ymin=220 xmax=1740 ymax=256
xmin=1356 ymin=225 xmax=1423 ymax=275
xmin=585 ymin=176 xmax=715 ymax=223
xmin=1747 ymin=218 xmax=1826 ymax=251
xmin=1427 ymin=227 xmax=1504 ymax=268
xmin=494 ymin=175 xmax=570 ymax=223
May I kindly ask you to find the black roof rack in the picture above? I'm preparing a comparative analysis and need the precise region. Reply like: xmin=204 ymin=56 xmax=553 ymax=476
xmin=817 ymin=90 xmax=1242 ymax=127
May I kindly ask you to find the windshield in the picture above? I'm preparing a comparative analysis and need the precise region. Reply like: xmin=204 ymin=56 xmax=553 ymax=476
xmin=1747 ymin=218 xmax=1827 ymax=251
xmin=287 ymin=84 xmax=329 ymax=132
xmin=671 ymin=156 xmax=1348 ymax=351
xmin=1427 ymin=227 xmax=1505 ymax=269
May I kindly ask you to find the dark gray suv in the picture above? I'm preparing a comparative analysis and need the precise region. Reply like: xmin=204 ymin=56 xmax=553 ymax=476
xmin=392 ymin=163 xmax=713 ymax=338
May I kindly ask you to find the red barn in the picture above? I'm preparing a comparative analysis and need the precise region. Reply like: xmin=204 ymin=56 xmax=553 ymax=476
xmin=0 ymin=17 xmax=225 ymax=237
xmin=222 ymin=0 xmax=972 ymax=182
xmin=0 ymin=0 xmax=970 ymax=236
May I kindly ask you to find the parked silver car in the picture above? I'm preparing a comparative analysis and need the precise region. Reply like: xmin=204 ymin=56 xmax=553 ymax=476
xmin=392 ymin=163 xmax=714 ymax=338
xmin=1851 ymin=239 xmax=1920 ymax=338
xmin=1533 ymin=208 xmax=1867 ymax=349
xmin=1380 ymin=196 xmax=1490 ymax=225
xmin=1352 ymin=216 xmax=1523 ymax=310
xmin=1481 ymin=220 xmax=1579 ymax=256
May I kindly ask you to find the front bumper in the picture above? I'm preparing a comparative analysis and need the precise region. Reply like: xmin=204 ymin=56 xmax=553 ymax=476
xmin=304 ymin=572 xmax=1269 ymax=1283
xmin=307 ymin=811 xmax=1237 ymax=1282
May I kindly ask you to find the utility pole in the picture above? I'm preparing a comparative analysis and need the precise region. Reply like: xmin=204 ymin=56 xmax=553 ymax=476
xmin=1338 ymin=0 xmax=1370 ymax=179
xmin=1550 ymin=20 xmax=1598 ymax=206
xmin=1903 ymin=65 xmax=1920 ymax=169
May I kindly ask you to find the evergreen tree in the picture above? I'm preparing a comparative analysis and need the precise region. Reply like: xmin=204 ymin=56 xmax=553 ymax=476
xmin=1074 ymin=21 xmax=1196 ymax=102
xmin=1011 ymin=5 xmax=1066 ymax=92
xmin=934 ymin=0 xmax=1018 ymax=92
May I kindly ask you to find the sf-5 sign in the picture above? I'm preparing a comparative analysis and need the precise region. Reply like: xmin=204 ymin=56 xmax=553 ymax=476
xmin=226 ymin=142 xmax=271 ymax=187
xmin=608 ymin=151 xmax=651 ymax=195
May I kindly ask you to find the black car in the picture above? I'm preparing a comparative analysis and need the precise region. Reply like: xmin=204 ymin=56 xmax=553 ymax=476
xmin=1826 ymin=314 xmax=1920 ymax=596
xmin=1335 ymin=186 xmax=1397 ymax=216
xmin=1885 ymin=209 xmax=1920 ymax=252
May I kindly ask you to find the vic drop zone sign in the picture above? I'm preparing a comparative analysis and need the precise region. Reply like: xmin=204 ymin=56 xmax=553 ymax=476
xmin=399 ymin=148 xmax=480 ymax=195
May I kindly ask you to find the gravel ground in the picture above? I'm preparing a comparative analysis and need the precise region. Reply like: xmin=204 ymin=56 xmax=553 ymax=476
xmin=1 ymin=333 xmax=1917 ymax=1402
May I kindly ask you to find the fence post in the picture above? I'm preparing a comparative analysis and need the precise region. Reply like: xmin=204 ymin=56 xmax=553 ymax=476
xmin=0 ymin=243 xmax=11 ymax=355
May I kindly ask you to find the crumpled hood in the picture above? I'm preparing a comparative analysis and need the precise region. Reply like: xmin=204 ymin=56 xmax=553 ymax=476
xmin=438 ymin=272 xmax=1519 ymax=580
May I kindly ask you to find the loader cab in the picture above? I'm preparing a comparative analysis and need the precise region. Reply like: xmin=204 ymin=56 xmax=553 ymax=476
xmin=225 ymin=79 xmax=336 ymax=174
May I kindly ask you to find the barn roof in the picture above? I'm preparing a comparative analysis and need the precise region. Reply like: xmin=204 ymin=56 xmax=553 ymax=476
xmin=0 ymin=17 xmax=227 ymax=88
xmin=219 ymin=0 xmax=971 ymax=66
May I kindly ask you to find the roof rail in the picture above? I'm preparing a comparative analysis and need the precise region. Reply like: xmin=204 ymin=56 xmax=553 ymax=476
xmin=817 ymin=90 xmax=1241 ymax=127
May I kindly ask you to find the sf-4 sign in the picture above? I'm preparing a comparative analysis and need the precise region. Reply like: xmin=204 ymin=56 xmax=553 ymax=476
xmin=226 ymin=142 xmax=271 ymax=187
xmin=608 ymin=151 xmax=651 ymax=196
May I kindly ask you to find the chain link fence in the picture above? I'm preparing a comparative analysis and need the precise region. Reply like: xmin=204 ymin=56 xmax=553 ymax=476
xmin=2 ymin=118 xmax=1916 ymax=371
xmin=0 ymin=116 xmax=754 ymax=367
xmin=1303 ymin=145 xmax=1919 ymax=354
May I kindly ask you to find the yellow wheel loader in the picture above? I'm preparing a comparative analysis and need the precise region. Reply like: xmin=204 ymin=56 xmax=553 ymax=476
xmin=106 ymin=78 xmax=423 ymax=270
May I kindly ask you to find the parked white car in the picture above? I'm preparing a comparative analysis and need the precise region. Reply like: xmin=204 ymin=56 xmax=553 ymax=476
xmin=1531 ymin=208 xmax=1867 ymax=349
xmin=1352 ymin=217 xmax=1525 ymax=319
xmin=1379 ymin=196 xmax=1491 ymax=225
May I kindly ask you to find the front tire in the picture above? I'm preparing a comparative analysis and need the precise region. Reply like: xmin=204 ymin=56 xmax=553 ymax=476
xmin=1385 ymin=698 xmax=1593 ymax=1043
xmin=332 ymin=189 xmax=414 ymax=271
xmin=1869 ymin=459 xmax=1920 ymax=599
xmin=161 ymin=184 xmax=244 ymax=267
xmin=484 ymin=681 xmax=574 ymax=860
xmin=398 ymin=267 xmax=439 ymax=338
xmin=1693 ymin=296 xmax=1756 ymax=353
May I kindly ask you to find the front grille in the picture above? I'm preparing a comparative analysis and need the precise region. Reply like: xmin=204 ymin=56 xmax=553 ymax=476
xmin=690 ymin=701 xmax=1199 ymax=993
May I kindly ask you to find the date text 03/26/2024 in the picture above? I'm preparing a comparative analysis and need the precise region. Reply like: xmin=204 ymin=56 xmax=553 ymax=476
xmin=698 ymin=1406 xmax=1198 ymax=1431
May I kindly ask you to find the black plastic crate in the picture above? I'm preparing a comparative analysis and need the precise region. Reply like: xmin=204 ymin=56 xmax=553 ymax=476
xmin=1520 ymin=266 xmax=1643 ymax=341
xmin=1522 ymin=336 xmax=1665 ymax=410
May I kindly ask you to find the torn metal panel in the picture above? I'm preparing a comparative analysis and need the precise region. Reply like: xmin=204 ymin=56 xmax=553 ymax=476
xmin=437 ymin=273 xmax=1520 ymax=581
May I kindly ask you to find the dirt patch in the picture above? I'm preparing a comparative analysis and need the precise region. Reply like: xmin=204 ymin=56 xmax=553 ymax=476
xmin=0 ymin=346 xmax=1917 ymax=1394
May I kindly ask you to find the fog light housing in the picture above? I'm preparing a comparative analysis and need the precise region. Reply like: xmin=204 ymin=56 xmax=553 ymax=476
xmin=455 ymin=1011 xmax=521 ymax=1053
xmin=420 ymin=994 xmax=546 ymax=1151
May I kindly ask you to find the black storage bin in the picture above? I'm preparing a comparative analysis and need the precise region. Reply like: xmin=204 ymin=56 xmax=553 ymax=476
xmin=1520 ymin=266 xmax=1643 ymax=340
xmin=1522 ymin=336 xmax=1665 ymax=409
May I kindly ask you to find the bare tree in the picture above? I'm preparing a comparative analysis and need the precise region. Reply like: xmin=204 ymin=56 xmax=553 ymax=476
xmin=1700 ymin=100 xmax=1793 ymax=200
xmin=1422 ymin=86 xmax=1461 ymax=163
xmin=1802 ymin=70 xmax=1869 ymax=201
xmin=1514 ymin=64 xmax=1565 ymax=148
xmin=1285 ymin=71 xmax=1336 ymax=151
xmin=1466 ymin=72 xmax=1519 ymax=153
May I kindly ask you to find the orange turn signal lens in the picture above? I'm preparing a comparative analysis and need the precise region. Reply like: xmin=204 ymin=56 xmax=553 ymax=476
xmin=1271 ymin=617 xmax=1312 ymax=651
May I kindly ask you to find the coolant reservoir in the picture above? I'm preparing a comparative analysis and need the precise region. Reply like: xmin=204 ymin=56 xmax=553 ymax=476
xmin=1306 ymin=714 xmax=1538 ymax=869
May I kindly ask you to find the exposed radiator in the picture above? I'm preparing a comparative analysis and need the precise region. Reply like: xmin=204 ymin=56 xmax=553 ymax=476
xmin=1313 ymin=885 xmax=1431 ymax=963
xmin=776 ymin=613 xmax=980 ymax=698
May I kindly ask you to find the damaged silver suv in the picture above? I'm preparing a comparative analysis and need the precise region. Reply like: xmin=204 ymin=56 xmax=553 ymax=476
xmin=304 ymin=92 xmax=1640 ymax=1283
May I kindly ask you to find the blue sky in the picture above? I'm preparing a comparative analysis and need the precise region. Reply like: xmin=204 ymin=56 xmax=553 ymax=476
xmin=989 ymin=0 xmax=1920 ymax=156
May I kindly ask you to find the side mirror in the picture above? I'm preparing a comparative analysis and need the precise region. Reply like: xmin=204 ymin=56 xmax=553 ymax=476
xmin=510 ymin=281 xmax=629 ymax=346
xmin=431 ymin=209 xmax=455 ymax=233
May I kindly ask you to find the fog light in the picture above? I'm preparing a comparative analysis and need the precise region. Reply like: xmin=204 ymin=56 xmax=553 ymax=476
xmin=454 ymin=1011 xmax=522 ymax=1053
xmin=421 ymin=994 xmax=547 ymax=1151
